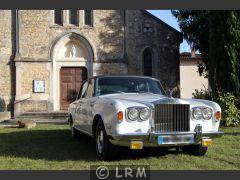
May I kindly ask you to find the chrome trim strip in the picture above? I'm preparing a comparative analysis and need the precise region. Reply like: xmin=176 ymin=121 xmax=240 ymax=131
xmin=74 ymin=126 xmax=94 ymax=137
xmin=108 ymin=125 xmax=224 ymax=147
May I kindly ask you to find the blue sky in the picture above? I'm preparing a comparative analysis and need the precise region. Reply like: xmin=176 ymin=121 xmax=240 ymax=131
xmin=148 ymin=10 xmax=190 ymax=52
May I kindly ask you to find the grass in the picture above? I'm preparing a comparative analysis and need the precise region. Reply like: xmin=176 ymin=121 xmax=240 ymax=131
xmin=0 ymin=124 xmax=239 ymax=170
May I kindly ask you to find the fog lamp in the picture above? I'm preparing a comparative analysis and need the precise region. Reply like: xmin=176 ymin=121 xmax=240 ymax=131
xmin=202 ymin=138 xmax=212 ymax=147
xmin=130 ymin=141 xmax=143 ymax=150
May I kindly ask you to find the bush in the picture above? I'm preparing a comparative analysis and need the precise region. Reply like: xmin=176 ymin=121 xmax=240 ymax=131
xmin=216 ymin=92 xmax=240 ymax=127
xmin=192 ymin=89 xmax=212 ymax=100
xmin=172 ymin=85 xmax=180 ymax=98
xmin=0 ymin=97 xmax=6 ymax=112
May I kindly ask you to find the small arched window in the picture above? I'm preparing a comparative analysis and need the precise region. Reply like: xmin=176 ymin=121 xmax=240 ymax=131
xmin=54 ymin=10 xmax=63 ymax=25
xmin=143 ymin=48 xmax=153 ymax=77
xmin=69 ymin=10 xmax=79 ymax=25
xmin=84 ymin=10 xmax=93 ymax=26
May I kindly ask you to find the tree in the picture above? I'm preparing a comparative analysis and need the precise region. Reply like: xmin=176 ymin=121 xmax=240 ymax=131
xmin=171 ymin=10 xmax=209 ymax=76
xmin=172 ymin=10 xmax=240 ymax=97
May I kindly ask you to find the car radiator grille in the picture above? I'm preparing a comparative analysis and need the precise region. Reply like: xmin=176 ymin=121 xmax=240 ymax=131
xmin=154 ymin=104 xmax=190 ymax=132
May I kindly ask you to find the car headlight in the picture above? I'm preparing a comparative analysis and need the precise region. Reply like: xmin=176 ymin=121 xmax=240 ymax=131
xmin=192 ymin=107 xmax=213 ymax=120
xmin=127 ymin=107 xmax=151 ymax=121
xmin=127 ymin=108 xmax=139 ymax=121
xmin=192 ymin=107 xmax=202 ymax=120
xmin=202 ymin=108 xmax=212 ymax=120
xmin=139 ymin=108 xmax=151 ymax=121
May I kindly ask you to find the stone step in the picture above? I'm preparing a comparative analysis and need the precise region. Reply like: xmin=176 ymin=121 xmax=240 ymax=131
xmin=3 ymin=118 xmax=69 ymax=125
xmin=15 ymin=116 xmax=68 ymax=120
xmin=17 ymin=111 xmax=69 ymax=119
xmin=21 ymin=111 xmax=68 ymax=117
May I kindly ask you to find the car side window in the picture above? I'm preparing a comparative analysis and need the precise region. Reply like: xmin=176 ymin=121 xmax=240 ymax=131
xmin=79 ymin=81 xmax=89 ymax=99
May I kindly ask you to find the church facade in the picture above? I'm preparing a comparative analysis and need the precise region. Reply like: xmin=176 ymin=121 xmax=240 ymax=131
xmin=0 ymin=10 xmax=182 ymax=116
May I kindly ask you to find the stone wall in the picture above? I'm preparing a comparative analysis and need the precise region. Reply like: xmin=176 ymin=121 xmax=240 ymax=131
xmin=0 ymin=10 xmax=14 ymax=111
xmin=18 ymin=10 xmax=125 ymax=62
xmin=14 ymin=62 xmax=51 ymax=114
xmin=17 ymin=62 xmax=50 ymax=100
xmin=126 ymin=10 xmax=182 ymax=91
xmin=93 ymin=62 xmax=128 ymax=76
xmin=15 ymin=100 xmax=51 ymax=114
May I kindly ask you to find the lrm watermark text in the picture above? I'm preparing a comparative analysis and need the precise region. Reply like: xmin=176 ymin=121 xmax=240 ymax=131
xmin=90 ymin=165 xmax=150 ymax=180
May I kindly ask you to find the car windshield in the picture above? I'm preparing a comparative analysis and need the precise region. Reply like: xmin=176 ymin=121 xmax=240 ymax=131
xmin=96 ymin=76 xmax=165 ymax=96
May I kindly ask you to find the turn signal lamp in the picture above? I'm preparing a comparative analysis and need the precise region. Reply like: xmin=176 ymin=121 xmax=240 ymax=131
xmin=215 ymin=111 xmax=221 ymax=121
xmin=117 ymin=111 xmax=123 ymax=121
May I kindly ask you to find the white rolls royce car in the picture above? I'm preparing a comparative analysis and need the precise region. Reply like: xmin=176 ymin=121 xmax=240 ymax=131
xmin=68 ymin=75 xmax=223 ymax=160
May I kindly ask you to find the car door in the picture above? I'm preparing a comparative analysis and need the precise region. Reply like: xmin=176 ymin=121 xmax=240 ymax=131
xmin=81 ymin=78 xmax=95 ymax=134
xmin=84 ymin=78 xmax=97 ymax=134
xmin=74 ymin=80 xmax=88 ymax=130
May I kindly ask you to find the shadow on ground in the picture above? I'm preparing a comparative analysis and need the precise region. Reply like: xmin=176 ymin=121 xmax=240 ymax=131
xmin=0 ymin=128 xmax=183 ymax=162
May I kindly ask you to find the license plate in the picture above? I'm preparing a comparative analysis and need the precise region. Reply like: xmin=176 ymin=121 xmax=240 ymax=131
xmin=158 ymin=135 xmax=194 ymax=145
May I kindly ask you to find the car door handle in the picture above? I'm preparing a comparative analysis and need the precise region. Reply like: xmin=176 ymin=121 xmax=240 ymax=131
xmin=90 ymin=100 xmax=96 ymax=107
xmin=76 ymin=105 xmax=81 ymax=114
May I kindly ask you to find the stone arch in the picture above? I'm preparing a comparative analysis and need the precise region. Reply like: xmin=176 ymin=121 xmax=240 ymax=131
xmin=50 ymin=32 xmax=94 ymax=111
xmin=50 ymin=32 xmax=94 ymax=61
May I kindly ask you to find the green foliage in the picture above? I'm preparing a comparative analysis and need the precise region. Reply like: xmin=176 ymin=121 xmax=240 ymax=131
xmin=172 ymin=10 xmax=240 ymax=97
xmin=192 ymin=89 xmax=212 ymax=100
xmin=171 ymin=10 xmax=210 ymax=77
xmin=171 ymin=85 xmax=181 ymax=98
xmin=216 ymin=92 xmax=240 ymax=127
xmin=209 ymin=11 xmax=240 ymax=97
xmin=0 ymin=97 xmax=6 ymax=112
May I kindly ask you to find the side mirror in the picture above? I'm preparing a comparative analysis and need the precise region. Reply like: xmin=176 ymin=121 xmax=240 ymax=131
xmin=166 ymin=88 xmax=174 ymax=98
xmin=68 ymin=90 xmax=78 ymax=102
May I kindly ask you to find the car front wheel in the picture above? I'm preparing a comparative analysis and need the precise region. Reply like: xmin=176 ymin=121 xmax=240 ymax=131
xmin=95 ymin=121 xmax=117 ymax=160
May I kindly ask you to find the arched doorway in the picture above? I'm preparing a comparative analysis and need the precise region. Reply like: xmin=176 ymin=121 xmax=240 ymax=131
xmin=143 ymin=48 xmax=153 ymax=77
xmin=51 ymin=33 xmax=94 ymax=111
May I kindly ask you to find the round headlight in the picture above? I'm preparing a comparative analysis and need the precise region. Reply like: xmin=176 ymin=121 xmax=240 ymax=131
xmin=192 ymin=107 xmax=202 ymax=120
xmin=127 ymin=108 xmax=139 ymax=121
xmin=139 ymin=108 xmax=151 ymax=120
xmin=202 ymin=108 xmax=212 ymax=120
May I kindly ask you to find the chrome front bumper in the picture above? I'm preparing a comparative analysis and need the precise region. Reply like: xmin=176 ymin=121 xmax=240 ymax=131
xmin=108 ymin=125 xmax=224 ymax=147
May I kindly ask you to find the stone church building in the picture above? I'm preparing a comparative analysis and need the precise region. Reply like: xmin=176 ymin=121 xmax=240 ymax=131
xmin=0 ymin=10 xmax=182 ymax=116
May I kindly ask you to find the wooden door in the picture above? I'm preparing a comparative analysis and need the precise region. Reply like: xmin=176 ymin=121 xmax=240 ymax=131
xmin=60 ymin=67 xmax=87 ymax=110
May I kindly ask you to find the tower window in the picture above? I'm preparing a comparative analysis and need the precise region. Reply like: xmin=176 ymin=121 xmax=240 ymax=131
xmin=143 ymin=48 xmax=153 ymax=77
xmin=143 ymin=23 xmax=154 ymax=33
xmin=69 ymin=10 xmax=79 ymax=25
xmin=84 ymin=10 xmax=93 ymax=26
xmin=54 ymin=10 xmax=63 ymax=25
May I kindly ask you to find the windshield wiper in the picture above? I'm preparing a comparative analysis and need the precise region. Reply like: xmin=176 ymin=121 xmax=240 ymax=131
xmin=137 ymin=92 xmax=159 ymax=95
xmin=99 ymin=90 xmax=125 ymax=94
xmin=112 ymin=90 xmax=125 ymax=94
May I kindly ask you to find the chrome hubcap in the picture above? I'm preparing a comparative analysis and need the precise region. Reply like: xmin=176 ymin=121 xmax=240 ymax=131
xmin=97 ymin=130 xmax=104 ymax=154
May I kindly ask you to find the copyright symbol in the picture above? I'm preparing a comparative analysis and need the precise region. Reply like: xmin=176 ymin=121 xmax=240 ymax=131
xmin=96 ymin=166 xmax=109 ymax=179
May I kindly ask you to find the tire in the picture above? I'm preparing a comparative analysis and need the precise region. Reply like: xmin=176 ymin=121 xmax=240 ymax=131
xmin=69 ymin=117 xmax=80 ymax=139
xmin=182 ymin=144 xmax=208 ymax=156
xmin=95 ymin=120 xmax=117 ymax=160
